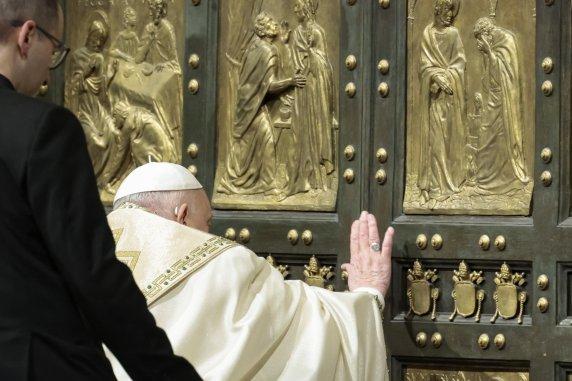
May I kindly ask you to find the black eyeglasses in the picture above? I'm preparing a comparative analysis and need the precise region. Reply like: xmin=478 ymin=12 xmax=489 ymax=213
xmin=9 ymin=20 xmax=70 ymax=70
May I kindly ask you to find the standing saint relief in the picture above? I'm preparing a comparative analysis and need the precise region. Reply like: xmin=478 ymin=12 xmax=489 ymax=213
xmin=417 ymin=0 xmax=467 ymax=208
xmin=404 ymin=0 xmax=534 ymax=215
xmin=213 ymin=0 xmax=339 ymax=211
xmin=65 ymin=0 xmax=183 ymax=205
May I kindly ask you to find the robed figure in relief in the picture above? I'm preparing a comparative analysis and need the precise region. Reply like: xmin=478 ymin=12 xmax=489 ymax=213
xmin=134 ymin=0 xmax=182 ymax=158
xmin=65 ymin=13 xmax=126 ymax=192
xmin=418 ymin=0 xmax=467 ymax=206
xmin=219 ymin=12 xmax=306 ymax=195
xmin=473 ymin=17 xmax=530 ymax=194
xmin=284 ymin=0 xmax=337 ymax=197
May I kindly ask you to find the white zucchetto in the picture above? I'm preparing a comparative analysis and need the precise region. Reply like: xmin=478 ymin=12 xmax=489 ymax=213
xmin=114 ymin=162 xmax=203 ymax=203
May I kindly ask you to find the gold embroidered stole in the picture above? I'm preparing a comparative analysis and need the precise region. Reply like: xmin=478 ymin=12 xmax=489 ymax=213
xmin=107 ymin=208 xmax=237 ymax=306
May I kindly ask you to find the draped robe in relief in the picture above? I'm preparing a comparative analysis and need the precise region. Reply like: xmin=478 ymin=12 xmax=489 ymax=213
xmin=218 ymin=37 xmax=277 ymax=195
xmin=105 ymin=208 xmax=388 ymax=381
xmin=124 ymin=108 xmax=177 ymax=166
xmin=110 ymin=30 xmax=139 ymax=61
xmin=286 ymin=21 xmax=336 ymax=195
xmin=418 ymin=24 xmax=467 ymax=202
xmin=476 ymin=27 xmax=529 ymax=194
xmin=135 ymin=19 xmax=182 ymax=159
xmin=65 ymin=47 xmax=128 ymax=189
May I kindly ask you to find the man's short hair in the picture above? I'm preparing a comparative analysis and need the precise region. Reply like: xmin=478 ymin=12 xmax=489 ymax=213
xmin=0 ymin=0 xmax=60 ymax=42
xmin=253 ymin=11 xmax=274 ymax=38
xmin=113 ymin=100 xmax=131 ymax=119
xmin=473 ymin=17 xmax=494 ymax=37
xmin=434 ymin=0 xmax=453 ymax=14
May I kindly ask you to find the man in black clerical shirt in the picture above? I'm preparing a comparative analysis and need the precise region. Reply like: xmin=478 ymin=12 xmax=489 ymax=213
xmin=0 ymin=1 xmax=201 ymax=379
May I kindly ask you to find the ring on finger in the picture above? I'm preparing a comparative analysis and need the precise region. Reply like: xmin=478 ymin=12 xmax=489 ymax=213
xmin=370 ymin=242 xmax=381 ymax=252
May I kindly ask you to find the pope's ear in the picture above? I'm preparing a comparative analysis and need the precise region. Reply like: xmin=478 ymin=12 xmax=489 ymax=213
xmin=176 ymin=203 xmax=189 ymax=225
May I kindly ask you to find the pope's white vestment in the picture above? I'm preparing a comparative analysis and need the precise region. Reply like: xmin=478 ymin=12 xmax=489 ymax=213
xmin=105 ymin=207 xmax=388 ymax=380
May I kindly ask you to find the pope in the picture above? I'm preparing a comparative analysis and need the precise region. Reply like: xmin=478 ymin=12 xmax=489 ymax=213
xmin=105 ymin=162 xmax=394 ymax=381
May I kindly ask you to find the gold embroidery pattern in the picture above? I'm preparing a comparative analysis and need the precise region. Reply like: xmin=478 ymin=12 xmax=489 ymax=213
xmin=143 ymin=236 xmax=238 ymax=305
xmin=112 ymin=227 xmax=141 ymax=271
xmin=112 ymin=228 xmax=123 ymax=243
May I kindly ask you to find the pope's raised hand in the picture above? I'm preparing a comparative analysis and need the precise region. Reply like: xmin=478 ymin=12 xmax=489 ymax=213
xmin=342 ymin=211 xmax=394 ymax=297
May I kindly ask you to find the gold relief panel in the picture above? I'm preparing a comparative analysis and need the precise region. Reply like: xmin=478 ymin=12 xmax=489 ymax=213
xmin=404 ymin=368 xmax=529 ymax=381
xmin=65 ymin=0 xmax=184 ymax=205
xmin=212 ymin=0 xmax=340 ymax=211
xmin=404 ymin=0 xmax=535 ymax=215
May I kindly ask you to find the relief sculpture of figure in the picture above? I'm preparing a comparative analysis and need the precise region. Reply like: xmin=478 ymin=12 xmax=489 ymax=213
xmin=473 ymin=17 xmax=530 ymax=194
xmin=218 ymin=12 xmax=306 ymax=195
xmin=283 ymin=0 xmax=337 ymax=199
xmin=136 ymin=0 xmax=180 ymax=74
xmin=110 ymin=6 xmax=139 ymax=62
xmin=65 ymin=11 xmax=125 ymax=193
xmin=112 ymin=101 xmax=177 ymax=166
xmin=418 ymin=0 xmax=467 ymax=208
xmin=134 ymin=0 xmax=182 ymax=158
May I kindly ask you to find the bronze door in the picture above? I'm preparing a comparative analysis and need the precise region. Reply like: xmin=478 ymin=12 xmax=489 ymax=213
xmin=372 ymin=0 xmax=572 ymax=380
xmin=53 ymin=0 xmax=572 ymax=380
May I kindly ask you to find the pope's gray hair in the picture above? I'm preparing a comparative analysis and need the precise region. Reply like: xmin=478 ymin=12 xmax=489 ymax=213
xmin=113 ymin=190 xmax=188 ymax=215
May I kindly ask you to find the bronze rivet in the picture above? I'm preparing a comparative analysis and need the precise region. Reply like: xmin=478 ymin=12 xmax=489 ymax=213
xmin=191 ymin=0 xmax=201 ymax=5
xmin=301 ymin=230 xmax=313 ymax=245
xmin=545 ymin=0 xmax=554 ymax=5
xmin=378 ymin=82 xmax=390 ymax=98
xmin=478 ymin=334 xmax=490 ymax=350
xmin=345 ymin=82 xmax=357 ymax=98
xmin=187 ymin=143 xmax=199 ymax=158
xmin=344 ymin=145 xmax=356 ymax=161
xmin=541 ymin=80 xmax=553 ymax=96
xmin=479 ymin=235 xmax=491 ymax=251
xmin=537 ymin=297 xmax=549 ymax=313
xmin=537 ymin=274 xmax=549 ymax=290
xmin=379 ymin=0 xmax=390 ymax=8
xmin=542 ymin=57 xmax=554 ymax=74
xmin=415 ymin=332 xmax=427 ymax=348
xmin=188 ymin=79 xmax=200 ymax=94
xmin=375 ymin=169 xmax=387 ymax=185
xmin=224 ymin=228 xmax=236 ymax=241
xmin=431 ymin=332 xmax=442 ymax=348
xmin=540 ymin=147 xmax=552 ymax=163
xmin=494 ymin=334 xmax=506 ymax=350
xmin=287 ymin=229 xmax=299 ymax=245
xmin=345 ymin=55 xmax=357 ymax=71
xmin=187 ymin=165 xmax=198 ymax=176
xmin=239 ymin=228 xmax=251 ymax=243
xmin=431 ymin=234 xmax=443 ymax=250
xmin=540 ymin=171 xmax=552 ymax=186
xmin=376 ymin=148 xmax=388 ymax=163
xmin=188 ymin=54 xmax=200 ymax=69
xmin=494 ymin=235 xmax=506 ymax=251
xmin=344 ymin=169 xmax=355 ymax=184
xmin=377 ymin=59 xmax=390 ymax=75
xmin=416 ymin=234 xmax=428 ymax=250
